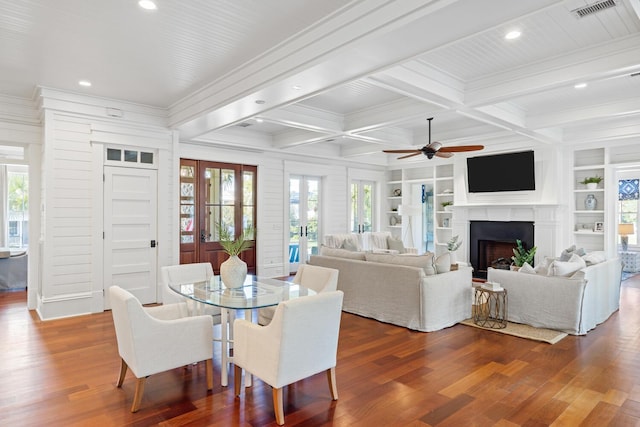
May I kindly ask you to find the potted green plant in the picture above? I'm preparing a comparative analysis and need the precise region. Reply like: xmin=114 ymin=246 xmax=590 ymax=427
xmin=217 ymin=223 xmax=254 ymax=288
xmin=511 ymin=239 xmax=536 ymax=270
xmin=441 ymin=201 xmax=453 ymax=212
xmin=579 ymin=175 xmax=602 ymax=190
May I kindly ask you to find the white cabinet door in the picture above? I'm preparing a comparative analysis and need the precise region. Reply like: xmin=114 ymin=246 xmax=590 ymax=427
xmin=104 ymin=166 xmax=158 ymax=306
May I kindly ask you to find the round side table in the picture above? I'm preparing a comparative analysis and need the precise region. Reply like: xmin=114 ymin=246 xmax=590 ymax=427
xmin=473 ymin=285 xmax=508 ymax=329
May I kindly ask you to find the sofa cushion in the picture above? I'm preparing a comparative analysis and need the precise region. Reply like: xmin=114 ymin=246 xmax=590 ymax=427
xmin=323 ymin=233 xmax=362 ymax=251
xmin=582 ymin=251 xmax=606 ymax=265
xmin=518 ymin=262 xmax=536 ymax=274
xmin=386 ymin=236 xmax=405 ymax=254
xmin=365 ymin=252 xmax=436 ymax=275
xmin=341 ymin=240 xmax=359 ymax=251
xmin=534 ymin=256 xmax=555 ymax=275
xmin=434 ymin=253 xmax=451 ymax=273
xmin=320 ymin=246 xmax=366 ymax=260
xmin=560 ymin=245 xmax=585 ymax=261
xmin=548 ymin=253 xmax=587 ymax=277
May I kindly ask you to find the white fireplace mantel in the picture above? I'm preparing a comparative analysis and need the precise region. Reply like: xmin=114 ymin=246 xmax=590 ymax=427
xmin=452 ymin=204 xmax=564 ymax=265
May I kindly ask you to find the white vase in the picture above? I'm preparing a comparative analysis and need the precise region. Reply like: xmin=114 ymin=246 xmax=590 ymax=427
xmin=220 ymin=255 xmax=248 ymax=289
xmin=586 ymin=182 xmax=597 ymax=190
xmin=449 ymin=250 xmax=456 ymax=265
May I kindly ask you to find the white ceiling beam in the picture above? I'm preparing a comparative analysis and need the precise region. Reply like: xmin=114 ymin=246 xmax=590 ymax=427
xmin=174 ymin=0 xmax=560 ymax=139
xmin=344 ymin=98 xmax=439 ymax=133
xmin=564 ymin=120 xmax=640 ymax=144
xmin=466 ymin=34 xmax=640 ymax=106
xmin=260 ymin=104 xmax=344 ymax=133
xmin=272 ymin=128 xmax=338 ymax=149
xmin=365 ymin=60 xmax=465 ymax=108
xmin=528 ymin=97 xmax=640 ymax=129
xmin=349 ymin=127 xmax=414 ymax=145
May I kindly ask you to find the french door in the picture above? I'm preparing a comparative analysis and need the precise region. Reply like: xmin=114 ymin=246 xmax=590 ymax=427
xmin=289 ymin=175 xmax=320 ymax=273
xmin=350 ymin=180 xmax=374 ymax=234
xmin=179 ymin=159 xmax=256 ymax=274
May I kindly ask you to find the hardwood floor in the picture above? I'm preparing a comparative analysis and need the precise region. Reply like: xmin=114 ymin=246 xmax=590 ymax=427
xmin=1 ymin=277 xmax=639 ymax=427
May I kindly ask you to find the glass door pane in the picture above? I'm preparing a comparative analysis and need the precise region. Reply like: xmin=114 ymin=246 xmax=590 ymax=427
xmin=351 ymin=180 xmax=375 ymax=233
xmin=305 ymin=178 xmax=319 ymax=261
xmin=288 ymin=175 xmax=321 ymax=273
xmin=289 ymin=177 xmax=301 ymax=271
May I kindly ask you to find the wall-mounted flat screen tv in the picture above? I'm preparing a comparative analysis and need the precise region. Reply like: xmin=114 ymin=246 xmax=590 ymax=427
xmin=467 ymin=150 xmax=535 ymax=193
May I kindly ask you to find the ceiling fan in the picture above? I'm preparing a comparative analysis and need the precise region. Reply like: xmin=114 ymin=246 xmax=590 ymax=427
xmin=383 ymin=117 xmax=484 ymax=160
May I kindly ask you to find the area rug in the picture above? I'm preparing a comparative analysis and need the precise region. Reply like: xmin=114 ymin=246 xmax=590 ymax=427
xmin=459 ymin=318 xmax=568 ymax=344
xmin=621 ymin=271 xmax=640 ymax=281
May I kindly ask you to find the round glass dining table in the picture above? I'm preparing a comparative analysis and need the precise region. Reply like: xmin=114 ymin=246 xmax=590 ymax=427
xmin=169 ymin=275 xmax=316 ymax=386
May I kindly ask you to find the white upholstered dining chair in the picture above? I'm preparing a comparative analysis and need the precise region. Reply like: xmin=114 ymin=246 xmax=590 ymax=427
xmin=234 ymin=291 xmax=344 ymax=425
xmin=161 ymin=262 xmax=222 ymax=322
xmin=109 ymin=286 xmax=214 ymax=412
xmin=257 ymin=263 xmax=339 ymax=325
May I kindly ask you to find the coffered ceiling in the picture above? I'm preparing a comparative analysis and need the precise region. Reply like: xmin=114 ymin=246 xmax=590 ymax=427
xmin=1 ymin=0 xmax=639 ymax=165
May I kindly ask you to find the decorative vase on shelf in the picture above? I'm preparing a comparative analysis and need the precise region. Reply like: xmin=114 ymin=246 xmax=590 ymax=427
xmin=584 ymin=194 xmax=597 ymax=210
xmin=390 ymin=215 xmax=397 ymax=226
xmin=220 ymin=255 xmax=247 ymax=289
xmin=586 ymin=182 xmax=598 ymax=190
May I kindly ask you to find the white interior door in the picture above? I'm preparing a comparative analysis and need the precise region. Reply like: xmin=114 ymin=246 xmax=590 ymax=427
xmin=104 ymin=166 xmax=158 ymax=306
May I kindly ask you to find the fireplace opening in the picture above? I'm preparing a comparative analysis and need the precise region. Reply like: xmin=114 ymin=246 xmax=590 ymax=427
xmin=469 ymin=221 xmax=534 ymax=279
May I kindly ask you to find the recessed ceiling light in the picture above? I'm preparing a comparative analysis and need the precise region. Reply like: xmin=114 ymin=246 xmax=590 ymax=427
xmin=138 ymin=0 xmax=157 ymax=10
xmin=574 ymin=82 xmax=588 ymax=89
xmin=255 ymin=100 xmax=265 ymax=105
xmin=505 ymin=30 xmax=521 ymax=40
xmin=255 ymin=118 xmax=264 ymax=123
xmin=78 ymin=80 xmax=92 ymax=87
xmin=292 ymin=85 xmax=302 ymax=90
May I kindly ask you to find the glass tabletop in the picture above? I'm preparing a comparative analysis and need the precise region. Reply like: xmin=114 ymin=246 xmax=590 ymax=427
xmin=169 ymin=275 xmax=316 ymax=309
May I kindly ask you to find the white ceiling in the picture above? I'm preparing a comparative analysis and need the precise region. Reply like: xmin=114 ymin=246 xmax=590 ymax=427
xmin=1 ymin=0 xmax=639 ymax=165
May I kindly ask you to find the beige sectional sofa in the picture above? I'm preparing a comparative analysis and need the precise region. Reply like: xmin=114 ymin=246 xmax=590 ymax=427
xmin=487 ymin=257 xmax=622 ymax=335
xmin=308 ymin=253 xmax=473 ymax=332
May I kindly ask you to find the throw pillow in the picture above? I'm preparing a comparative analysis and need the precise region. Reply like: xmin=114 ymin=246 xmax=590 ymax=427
xmin=559 ymin=245 xmax=577 ymax=261
xmin=386 ymin=236 xmax=405 ymax=254
xmin=582 ymin=251 xmax=606 ymax=265
xmin=548 ymin=253 xmax=586 ymax=277
xmin=518 ymin=262 xmax=536 ymax=274
xmin=533 ymin=256 xmax=555 ymax=275
xmin=341 ymin=240 xmax=358 ymax=252
xmin=434 ymin=252 xmax=451 ymax=274
xmin=365 ymin=252 xmax=436 ymax=275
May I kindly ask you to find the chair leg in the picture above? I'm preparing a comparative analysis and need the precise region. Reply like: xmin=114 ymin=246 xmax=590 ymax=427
xmin=206 ymin=359 xmax=213 ymax=390
xmin=234 ymin=365 xmax=242 ymax=396
xmin=117 ymin=359 xmax=128 ymax=387
xmin=131 ymin=377 xmax=146 ymax=413
xmin=327 ymin=367 xmax=338 ymax=400
xmin=272 ymin=387 xmax=285 ymax=426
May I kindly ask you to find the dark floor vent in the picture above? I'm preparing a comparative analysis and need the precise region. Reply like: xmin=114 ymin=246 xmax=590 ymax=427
xmin=572 ymin=0 xmax=617 ymax=18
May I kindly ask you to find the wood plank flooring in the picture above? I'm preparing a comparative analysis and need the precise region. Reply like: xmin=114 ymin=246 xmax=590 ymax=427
xmin=1 ymin=276 xmax=639 ymax=426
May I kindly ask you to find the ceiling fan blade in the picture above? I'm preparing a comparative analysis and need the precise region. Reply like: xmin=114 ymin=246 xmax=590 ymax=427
xmin=439 ymin=145 xmax=485 ymax=153
xmin=383 ymin=149 xmax=422 ymax=154
xmin=435 ymin=151 xmax=454 ymax=158
xmin=398 ymin=152 xmax=423 ymax=160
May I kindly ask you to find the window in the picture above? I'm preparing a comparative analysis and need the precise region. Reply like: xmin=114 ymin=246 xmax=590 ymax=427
xmin=7 ymin=166 xmax=28 ymax=248
xmin=618 ymin=178 xmax=639 ymax=247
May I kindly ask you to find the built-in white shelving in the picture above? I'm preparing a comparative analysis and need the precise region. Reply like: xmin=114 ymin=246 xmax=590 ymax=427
xmin=573 ymin=148 xmax=606 ymax=252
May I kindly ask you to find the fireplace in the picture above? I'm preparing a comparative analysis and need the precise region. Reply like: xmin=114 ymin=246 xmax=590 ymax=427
xmin=469 ymin=221 xmax=534 ymax=279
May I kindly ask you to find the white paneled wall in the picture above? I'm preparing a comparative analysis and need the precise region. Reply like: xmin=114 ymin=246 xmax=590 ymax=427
xmin=37 ymin=90 xmax=172 ymax=320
